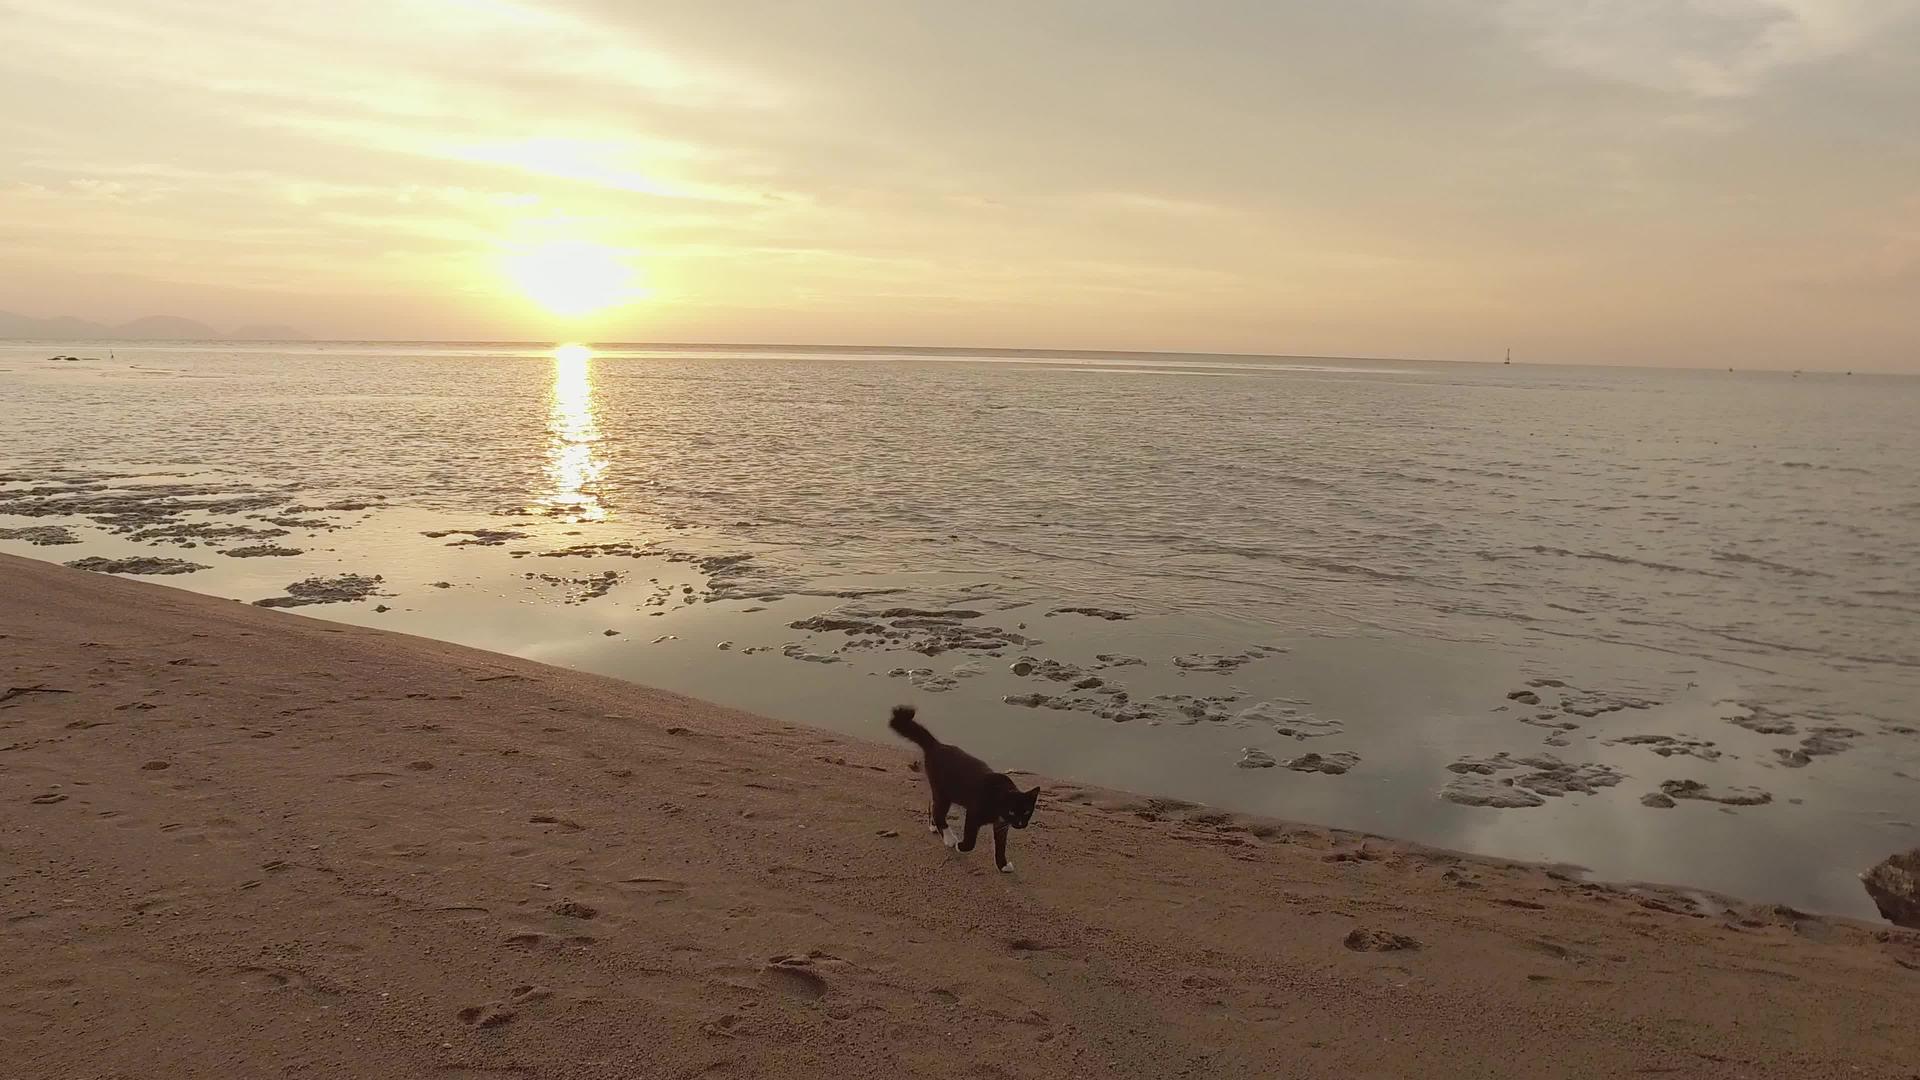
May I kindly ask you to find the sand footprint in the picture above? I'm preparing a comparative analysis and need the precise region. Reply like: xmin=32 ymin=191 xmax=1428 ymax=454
xmin=456 ymin=1005 xmax=516 ymax=1029
xmin=504 ymin=929 xmax=597 ymax=951
xmin=457 ymin=983 xmax=553 ymax=1031
xmin=234 ymin=965 xmax=343 ymax=1003
xmin=759 ymin=958 xmax=829 ymax=1000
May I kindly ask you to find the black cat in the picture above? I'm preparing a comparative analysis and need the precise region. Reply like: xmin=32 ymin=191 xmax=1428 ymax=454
xmin=888 ymin=705 xmax=1039 ymax=873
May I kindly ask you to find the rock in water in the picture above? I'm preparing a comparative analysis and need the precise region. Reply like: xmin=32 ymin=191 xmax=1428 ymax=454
xmin=65 ymin=555 xmax=207 ymax=575
xmin=1863 ymin=849 xmax=1920 ymax=929
xmin=1284 ymin=751 xmax=1361 ymax=775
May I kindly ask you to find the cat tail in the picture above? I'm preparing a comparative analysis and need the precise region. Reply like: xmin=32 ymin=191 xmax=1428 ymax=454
xmin=888 ymin=705 xmax=937 ymax=749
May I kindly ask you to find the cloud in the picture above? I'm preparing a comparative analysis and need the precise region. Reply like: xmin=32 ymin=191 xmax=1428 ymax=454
xmin=1 ymin=0 xmax=1917 ymax=365
xmin=1496 ymin=0 xmax=1920 ymax=98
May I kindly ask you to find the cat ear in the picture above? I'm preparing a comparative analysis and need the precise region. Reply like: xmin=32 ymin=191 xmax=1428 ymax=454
xmin=1024 ymin=787 xmax=1040 ymax=807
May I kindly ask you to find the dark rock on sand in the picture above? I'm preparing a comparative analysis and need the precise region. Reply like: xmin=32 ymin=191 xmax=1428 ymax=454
xmin=550 ymin=899 xmax=599 ymax=920
xmin=1237 ymin=748 xmax=1277 ymax=769
xmin=285 ymin=499 xmax=382 ymax=513
xmin=1344 ymin=929 xmax=1421 ymax=952
xmin=1723 ymin=702 xmax=1798 ymax=735
xmin=1862 ymin=850 xmax=1920 ymax=929
xmin=1797 ymin=727 xmax=1862 ymax=759
xmin=899 ymin=621 xmax=1032 ymax=656
xmin=1641 ymin=792 xmax=1677 ymax=809
xmin=1154 ymin=692 xmax=1242 ymax=725
xmin=223 ymin=544 xmax=304 ymax=558
xmin=1047 ymin=606 xmax=1133 ymax=621
xmin=790 ymin=607 xmax=1032 ymax=658
xmin=128 ymin=521 xmax=289 ymax=545
xmin=1512 ymin=760 xmax=1626 ymax=798
xmin=0 ymin=525 xmax=81 ymax=545
xmin=0 ymin=478 xmax=285 ymax=534
xmin=1442 ymin=773 xmax=1545 ymax=809
xmin=523 ymin=569 xmax=623 ymax=603
xmin=789 ymin=615 xmax=888 ymax=635
xmin=780 ymin=643 xmax=841 ymax=664
xmin=533 ymin=541 xmax=655 ymax=559
xmin=889 ymin=667 xmax=959 ymax=692
xmin=875 ymin=607 xmax=984 ymax=620
xmin=422 ymin=528 xmax=528 ymax=547
xmin=1611 ymin=734 xmax=1720 ymax=760
xmin=256 ymin=514 xmax=337 ymax=530
xmin=1285 ymin=751 xmax=1361 ymax=775
xmin=254 ymin=574 xmax=387 ymax=607
xmin=1557 ymin=688 xmax=1657 ymax=717
xmin=1441 ymin=754 xmax=1625 ymax=809
xmin=1659 ymin=779 xmax=1772 ymax=806
xmin=1173 ymin=646 xmax=1286 ymax=674
xmin=1009 ymin=656 xmax=1097 ymax=684
xmin=65 ymin=555 xmax=207 ymax=576
xmin=1241 ymin=701 xmax=1345 ymax=739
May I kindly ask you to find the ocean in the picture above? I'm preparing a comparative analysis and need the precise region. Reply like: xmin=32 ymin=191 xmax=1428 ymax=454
xmin=4 ymin=340 xmax=1916 ymax=919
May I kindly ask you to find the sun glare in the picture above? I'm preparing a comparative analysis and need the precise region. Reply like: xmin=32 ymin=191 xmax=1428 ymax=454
xmin=504 ymin=241 xmax=646 ymax=317
xmin=541 ymin=343 xmax=606 ymax=522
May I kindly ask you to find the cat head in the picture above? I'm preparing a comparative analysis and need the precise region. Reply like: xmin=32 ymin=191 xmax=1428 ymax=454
xmin=1003 ymin=786 xmax=1040 ymax=829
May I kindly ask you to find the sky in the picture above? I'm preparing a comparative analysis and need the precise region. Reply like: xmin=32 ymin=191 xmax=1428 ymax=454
xmin=1 ymin=0 xmax=1917 ymax=369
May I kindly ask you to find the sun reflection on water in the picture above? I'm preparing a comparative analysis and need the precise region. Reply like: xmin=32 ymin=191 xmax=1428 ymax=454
xmin=541 ymin=343 xmax=607 ymax=521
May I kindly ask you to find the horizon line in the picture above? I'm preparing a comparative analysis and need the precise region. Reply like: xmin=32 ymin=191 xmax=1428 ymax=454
xmin=3 ymin=336 xmax=1907 ymax=377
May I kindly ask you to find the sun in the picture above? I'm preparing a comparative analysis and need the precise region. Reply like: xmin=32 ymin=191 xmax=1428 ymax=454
xmin=504 ymin=241 xmax=647 ymax=318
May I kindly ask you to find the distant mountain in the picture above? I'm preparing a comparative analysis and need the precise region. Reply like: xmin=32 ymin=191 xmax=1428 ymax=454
xmin=230 ymin=323 xmax=308 ymax=341
xmin=0 ymin=309 xmax=304 ymax=341
xmin=112 ymin=314 xmax=219 ymax=339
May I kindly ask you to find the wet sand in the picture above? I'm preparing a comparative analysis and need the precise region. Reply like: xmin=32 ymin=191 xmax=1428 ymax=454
xmin=3 ymin=552 xmax=1918 ymax=1078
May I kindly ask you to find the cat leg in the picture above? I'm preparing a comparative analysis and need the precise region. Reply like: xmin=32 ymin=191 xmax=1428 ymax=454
xmin=993 ymin=821 xmax=1013 ymax=872
xmin=956 ymin=809 xmax=982 ymax=853
xmin=931 ymin=790 xmax=953 ymax=843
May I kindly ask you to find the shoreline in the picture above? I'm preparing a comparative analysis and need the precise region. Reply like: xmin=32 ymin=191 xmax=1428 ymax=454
xmin=5 ymin=553 xmax=1918 ymax=1077
xmin=7 ymin=350 xmax=1917 ymax=922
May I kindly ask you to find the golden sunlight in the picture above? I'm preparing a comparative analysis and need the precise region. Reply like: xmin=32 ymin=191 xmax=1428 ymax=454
xmin=504 ymin=241 xmax=647 ymax=318
xmin=541 ymin=344 xmax=607 ymax=521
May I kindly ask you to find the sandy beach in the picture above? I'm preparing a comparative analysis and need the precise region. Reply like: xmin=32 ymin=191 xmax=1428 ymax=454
xmin=3 ymin=552 xmax=1917 ymax=1078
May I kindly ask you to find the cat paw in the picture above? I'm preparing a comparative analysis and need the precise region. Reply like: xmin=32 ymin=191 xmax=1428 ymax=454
xmin=928 ymin=823 xmax=941 ymax=834
xmin=998 ymin=862 xmax=1015 ymax=873
xmin=941 ymin=828 xmax=959 ymax=848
